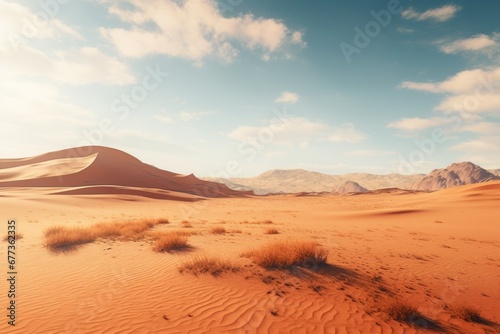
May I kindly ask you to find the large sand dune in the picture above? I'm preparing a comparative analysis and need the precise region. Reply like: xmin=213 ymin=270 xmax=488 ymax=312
xmin=1 ymin=177 xmax=499 ymax=333
xmin=0 ymin=146 xmax=251 ymax=198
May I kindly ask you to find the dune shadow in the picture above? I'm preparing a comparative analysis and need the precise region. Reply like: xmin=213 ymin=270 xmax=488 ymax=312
xmin=288 ymin=262 xmax=363 ymax=284
xmin=470 ymin=316 xmax=498 ymax=327
xmin=406 ymin=314 xmax=449 ymax=333
xmin=163 ymin=245 xmax=196 ymax=254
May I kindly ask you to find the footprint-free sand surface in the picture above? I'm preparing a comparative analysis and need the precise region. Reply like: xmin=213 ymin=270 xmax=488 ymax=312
xmin=1 ymin=180 xmax=500 ymax=333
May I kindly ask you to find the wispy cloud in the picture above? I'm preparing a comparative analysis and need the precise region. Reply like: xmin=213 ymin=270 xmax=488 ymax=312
xmin=328 ymin=123 xmax=366 ymax=143
xmin=399 ymin=67 xmax=500 ymax=114
xmin=397 ymin=27 xmax=416 ymax=34
xmin=0 ymin=0 xmax=81 ymax=45
xmin=387 ymin=117 xmax=455 ymax=132
xmin=178 ymin=111 xmax=217 ymax=121
xmin=153 ymin=110 xmax=217 ymax=123
xmin=438 ymin=33 xmax=499 ymax=54
xmin=402 ymin=4 xmax=461 ymax=22
xmin=100 ymin=0 xmax=304 ymax=63
xmin=451 ymin=136 xmax=500 ymax=168
xmin=228 ymin=118 xmax=365 ymax=147
xmin=348 ymin=150 xmax=396 ymax=157
xmin=274 ymin=91 xmax=299 ymax=104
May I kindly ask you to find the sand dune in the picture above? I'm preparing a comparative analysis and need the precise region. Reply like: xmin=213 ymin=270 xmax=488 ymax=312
xmin=1 ymin=180 xmax=499 ymax=333
xmin=0 ymin=153 xmax=97 ymax=182
xmin=0 ymin=146 xmax=251 ymax=198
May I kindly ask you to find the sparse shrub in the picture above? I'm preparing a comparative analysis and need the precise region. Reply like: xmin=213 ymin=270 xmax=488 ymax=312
xmin=157 ymin=218 xmax=170 ymax=224
xmin=210 ymin=227 xmax=226 ymax=234
xmin=153 ymin=232 xmax=189 ymax=252
xmin=451 ymin=305 xmax=482 ymax=322
xmin=44 ymin=218 xmax=169 ymax=251
xmin=181 ymin=221 xmax=193 ymax=228
xmin=265 ymin=228 xmax=279 ymax=235
xmin=44 ymin=226 xmax=96 ymax=251
xmin=179 ymin=255 xmax=239 ymax=276
xmin=243 ymin=240 xmax=328 ymax=269
xmin=384 ymin=300 xmax=419 ymax=322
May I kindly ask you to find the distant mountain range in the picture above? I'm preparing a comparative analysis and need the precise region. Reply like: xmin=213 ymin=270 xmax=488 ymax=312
xmin=1 ymin=147 xmax=497 ymax=197
xmin=204 ymin=162 xmax=500 ymax=194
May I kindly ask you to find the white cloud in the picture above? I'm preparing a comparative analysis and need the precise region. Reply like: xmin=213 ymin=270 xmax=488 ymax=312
xmin=439 ymin=34 xmax=498 ymax=54
xmin=0 ymin=0 xmax=81 ymax=49
xmin=328 ymin=123 xmax=366 ymax=143
xmin=153 ymin=114 xmax=174 ymax=124
xmin=387 ymin=117 xmax=455 ymax=131
xmin=402 ymin=4 xmax=461 ymax=22
xmin=348 ymin=150 xmax=396 ymax=157
xmin=452 ymin=137 xmax=500 ymax=152
xmin=451 ymin=136 xmax=500 ymax=167
xmin=397 ymin=27 xmax=416 ymax=34
xmin=0 ymin=43 xmax=135 ymax=85
xmin=178 ymin=111 xmax=216 ymax=121
xmin=227 ymin=117 xmax=364 ymax=148
xmin=228 ymin=117 xmax=326 ymax=147
xmin=100 ymin=0 xmax=303 ymax=63
xmin=153 ymin=110 xmax=217 ymax=123
xmin=400 ymin=67 xmax=500 ymax=114
xmin=456 ymin=122 xmax=500 ymax=134
xmin=274 ymin=91 xmax=299 ymax=104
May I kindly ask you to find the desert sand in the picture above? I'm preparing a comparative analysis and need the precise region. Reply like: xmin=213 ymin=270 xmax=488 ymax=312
xmin=1 ymin=148 xmax=499 ymax=334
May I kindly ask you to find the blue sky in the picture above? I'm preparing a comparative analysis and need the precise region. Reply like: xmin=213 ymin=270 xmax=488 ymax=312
xmin=1 ymin=0 xmax=499 ymax=177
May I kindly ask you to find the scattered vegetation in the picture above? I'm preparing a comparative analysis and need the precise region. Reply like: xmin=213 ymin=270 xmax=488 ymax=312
xmin=210 ymin=227 xmax=226 ymax=234
xmin=264 ymin=228 xmax=280 ymax=235
xmin=242 ymin=240 xmax=328 ymax=269
xmin=384 ymin=300 xmax=419 ymax=323
xmin=179 ymin=255 xmax=239 ymax=276
xmin=152 ymin=232 xmax=189 ymax=252
xmin=44 ymin=226 xmax=97 ymax=251
xmin=180 ymin=221 xmax=193 ymax=228
xmin=241 ymin=220 xmax=274 ymax=225
xmin=44 ymin=218 xmax=168 ymax=251
xmin=450 ymin=305 xmax=482 ymax=322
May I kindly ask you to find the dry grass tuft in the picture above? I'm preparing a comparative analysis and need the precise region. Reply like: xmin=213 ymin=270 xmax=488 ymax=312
xmin=44 ymin=219 xmax=168 ymax=251
xmin=153 ymin=232 xmax=189 ymax=252
xmin=180 ymin=221 xmax=193 ymax=228
xmin=241 ymin=220 xmax=274 ymax=225
xmin=210 ymin=226 xmax=226 ymax=234
xmin=450 ymin=305 xmax=482 ymax=322
xmin=156 ymin=218 xmax=170 ymax=225
xmin=179 ymin=255 xmax=239 ymax=276
xmin=243 ymin=240 xmax=328 ymax=269
xmin=44 ymin=226 xmax=96 ymax=251
xmin=384 ymin=300 xmax=419 ymax=322
xmin=264 ymin=228 xmax=280 ymax=235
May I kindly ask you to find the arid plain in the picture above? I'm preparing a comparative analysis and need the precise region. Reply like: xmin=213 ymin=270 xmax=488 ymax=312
xmin=1 ymin=147 xmax=499 ymax=334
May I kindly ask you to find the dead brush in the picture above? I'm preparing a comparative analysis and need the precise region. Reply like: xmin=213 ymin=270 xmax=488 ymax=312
xmin=242 ymin=240 xmax=328 ymax=269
